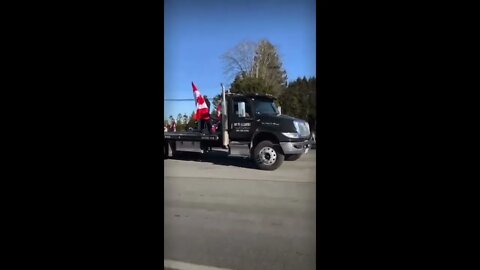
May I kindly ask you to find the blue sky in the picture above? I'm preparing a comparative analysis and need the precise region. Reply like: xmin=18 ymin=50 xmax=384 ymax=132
xmin=164 ymin=0 xmax=316 ymax=119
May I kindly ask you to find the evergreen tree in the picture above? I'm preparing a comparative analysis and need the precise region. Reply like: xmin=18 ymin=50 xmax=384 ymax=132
xmin=251 ymin=40 xmax=288 ymax=97
xmin=230 ymin=76 xmax=274 ymax=96
xmin=177 ymin=113 xmax=183 ymax=124
xmin=278 ymin=76 xmax=316 ymax=133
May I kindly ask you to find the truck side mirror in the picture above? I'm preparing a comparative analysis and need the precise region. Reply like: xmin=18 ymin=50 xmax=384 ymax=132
xmin=278 ymin=106 xmax=282 ymax=115
xmin=237 ymin=102 xmax=246 ymax=118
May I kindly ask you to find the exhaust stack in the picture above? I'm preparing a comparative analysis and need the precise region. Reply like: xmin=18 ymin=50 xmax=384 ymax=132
xmin=221 ymin=83 xmax=229 ymax=147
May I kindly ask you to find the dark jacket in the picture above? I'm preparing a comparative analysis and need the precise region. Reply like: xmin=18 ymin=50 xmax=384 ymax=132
xmin=204 ymin=97 xmax=211 ymax=111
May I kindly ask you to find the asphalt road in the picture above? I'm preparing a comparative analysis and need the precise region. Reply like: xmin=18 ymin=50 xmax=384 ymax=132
xmin=164 ymin=150 xmax=316 ymax=270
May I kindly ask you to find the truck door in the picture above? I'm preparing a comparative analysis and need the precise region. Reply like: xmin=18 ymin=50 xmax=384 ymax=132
xmin=229 ymin=97 xmax=255 ymax=141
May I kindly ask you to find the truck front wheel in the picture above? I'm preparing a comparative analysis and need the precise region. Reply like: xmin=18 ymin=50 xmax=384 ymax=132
xmin=253 ymin=140 xmax=284 ymax=170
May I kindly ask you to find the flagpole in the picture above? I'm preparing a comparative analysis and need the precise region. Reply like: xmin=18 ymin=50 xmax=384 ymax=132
xmin=192 ymin=82 xmax=197 ymax=107
xmin=192 ymin=82 xmax=201 ymax=131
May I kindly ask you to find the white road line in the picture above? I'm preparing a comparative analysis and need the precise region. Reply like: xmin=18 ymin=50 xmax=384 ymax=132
xmin=164 ymin=260 xmax=233 ymax=270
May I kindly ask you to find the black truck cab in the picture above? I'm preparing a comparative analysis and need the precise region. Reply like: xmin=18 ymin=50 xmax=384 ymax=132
xmin=228 ymin=93 xmax=311 ymax=153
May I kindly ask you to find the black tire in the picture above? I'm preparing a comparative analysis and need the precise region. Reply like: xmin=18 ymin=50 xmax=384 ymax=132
xmin=164 ymin=141 xmax=177 ymax=159
xmin=253 ymin=140 xmax=284 ymax=170
xmin=164 ymin=143 xmax=168 ymax=159
xmin=285 ymin=154 xmax=302 ymax=161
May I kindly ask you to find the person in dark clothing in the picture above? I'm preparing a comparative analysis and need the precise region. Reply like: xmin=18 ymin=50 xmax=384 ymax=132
xmin=200 ymin=117 xmax=212 ymax=134
xmin=200 ymin=95 xmax=212 ymax=133
xmin=204 ymin=95 xmax=211 ymax=112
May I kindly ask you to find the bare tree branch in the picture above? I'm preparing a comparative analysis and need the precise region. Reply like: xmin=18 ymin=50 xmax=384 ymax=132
xmin=221 ymin=41 xmax=257 ymax=81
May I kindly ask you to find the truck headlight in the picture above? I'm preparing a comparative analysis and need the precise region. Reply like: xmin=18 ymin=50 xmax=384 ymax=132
xmin=282 ymin=132 xmax=299 ymax=138
xmin=294 ymin=120 xmax=310 ymax=137
xmin=293 ymin=121 xmax=301 ymax=134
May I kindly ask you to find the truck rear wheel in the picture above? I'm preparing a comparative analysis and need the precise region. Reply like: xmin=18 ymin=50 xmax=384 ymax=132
xmin=164 ymin=141 xmax=177 ymax=159
xmin=164 ymin=143 xmax=169 ymax=159
xmin=253 ymin=140 xmax=284 ymax=170
xmin=285 ymin=154 xmax=302 ymax=161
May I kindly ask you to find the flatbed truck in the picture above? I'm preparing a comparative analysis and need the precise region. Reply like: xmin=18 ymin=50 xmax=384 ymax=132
xmin=163 ymin=85 xmax=313 ymax=170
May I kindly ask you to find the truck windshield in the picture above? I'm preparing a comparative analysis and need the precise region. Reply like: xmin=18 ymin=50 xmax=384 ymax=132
xmin=254 ymin=99 xmax=279 ymax=115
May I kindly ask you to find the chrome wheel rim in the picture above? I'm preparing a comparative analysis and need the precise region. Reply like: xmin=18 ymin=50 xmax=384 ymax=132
xmin=257 ymin=146 xmax=277 ymax=165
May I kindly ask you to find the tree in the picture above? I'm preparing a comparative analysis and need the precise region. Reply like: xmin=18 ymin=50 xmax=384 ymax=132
xmin=278 ymin=76 xmax=316 ymax=133
xmin=251 ymin=40 xmax=288 ymax=97
xmin=177 ymin=113 xmax=183 ymax=124
xmin=221 ymin=41 xmax=257 ymax=82
xmin=230 ymin=76 xmax=275 ymax=96
xmin=222 ymin=39 xmax=287 ymax=98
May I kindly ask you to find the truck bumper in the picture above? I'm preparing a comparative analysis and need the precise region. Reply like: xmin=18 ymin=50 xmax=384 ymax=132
xmin=280 ymin=139 xmax=311 ymax=155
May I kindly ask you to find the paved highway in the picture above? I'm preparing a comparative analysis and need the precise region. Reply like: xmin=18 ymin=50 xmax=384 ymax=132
xmin=164 ymin=150 xmax=316 ymax=270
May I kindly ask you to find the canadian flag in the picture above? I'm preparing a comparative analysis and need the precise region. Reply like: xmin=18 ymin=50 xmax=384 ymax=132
xmin=192 ymin=82 xmax=210 ymax=121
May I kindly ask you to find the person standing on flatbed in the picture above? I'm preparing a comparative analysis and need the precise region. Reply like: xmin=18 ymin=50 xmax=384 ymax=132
xmin=202 ymin=95 xmax=212 ymax=134
xmin=204 ymin=95 xmax=210 ymax=112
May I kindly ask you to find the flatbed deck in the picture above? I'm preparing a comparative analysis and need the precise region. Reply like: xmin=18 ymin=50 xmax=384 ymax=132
xmin=164 ymin=131 xmax=220 ymax=141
